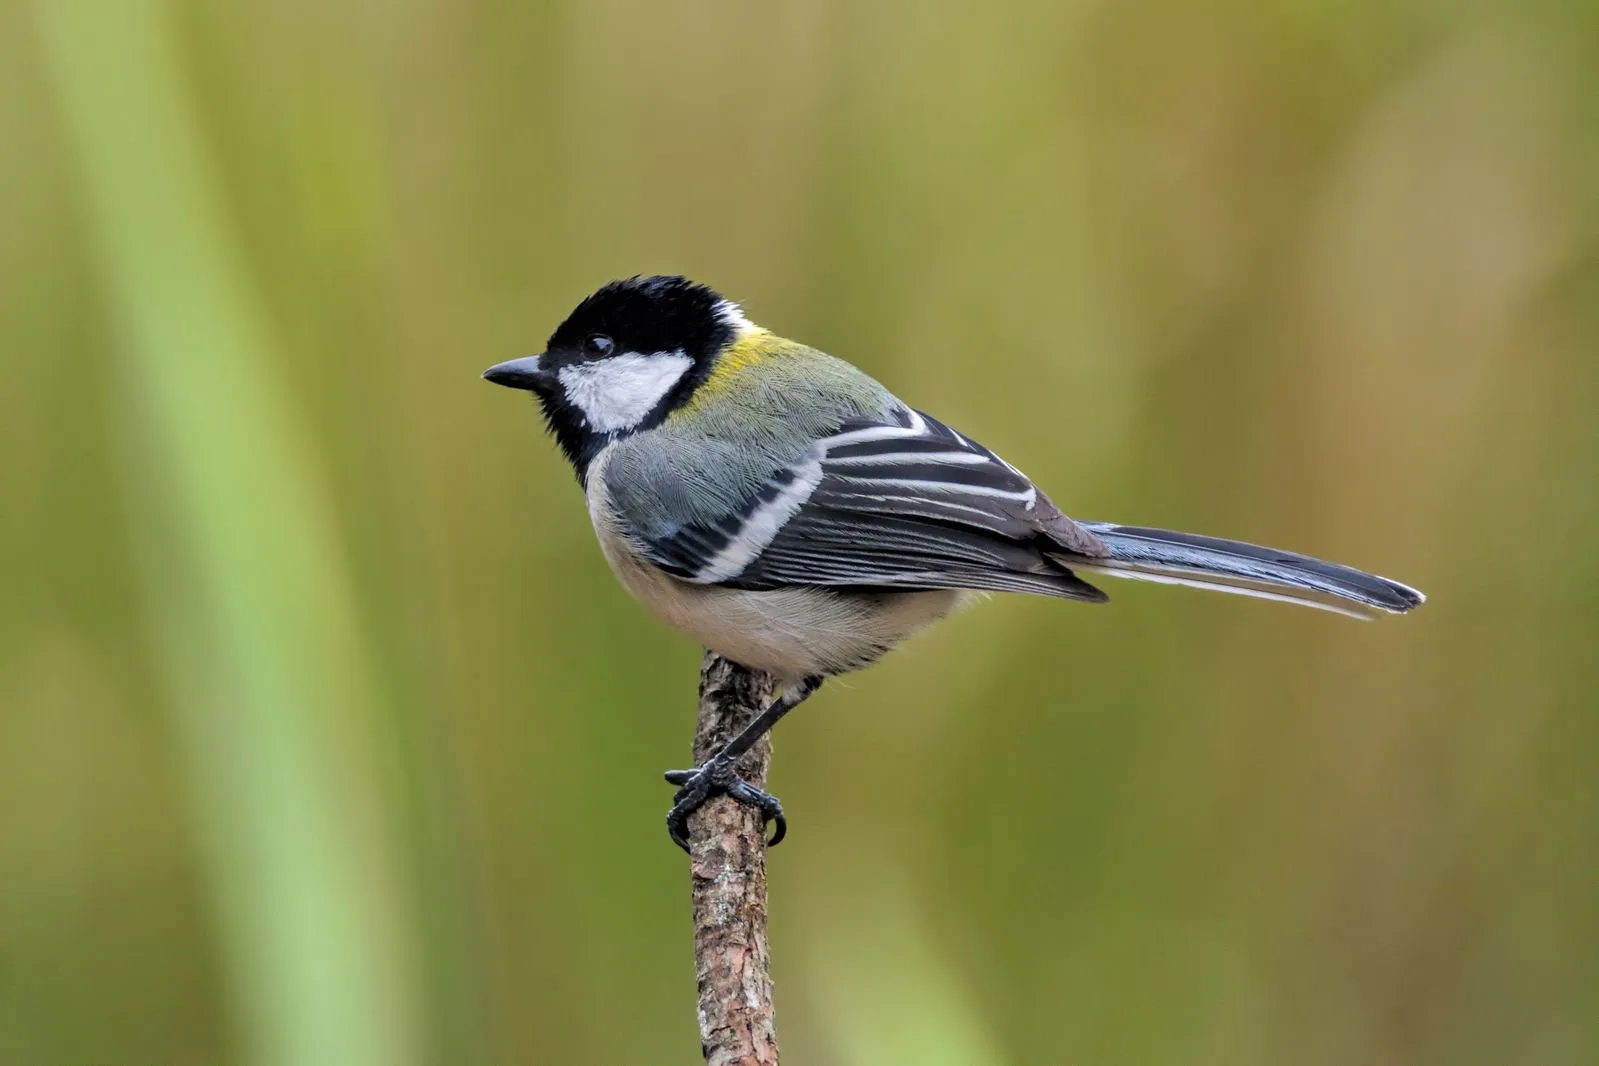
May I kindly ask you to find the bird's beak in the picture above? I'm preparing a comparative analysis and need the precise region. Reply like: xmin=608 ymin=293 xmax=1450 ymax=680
xmin=482 ymin=354 xmax=553 ymax=392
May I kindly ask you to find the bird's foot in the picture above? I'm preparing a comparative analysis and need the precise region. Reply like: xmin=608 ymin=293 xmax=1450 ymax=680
xmin=663 ymin=757 xmax=786 ymax=851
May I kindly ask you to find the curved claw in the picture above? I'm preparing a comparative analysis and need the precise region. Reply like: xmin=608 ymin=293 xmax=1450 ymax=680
xmin=662 ymin=762 xmax=788 ymax=851
xmin=725 ymin=778 xmax=786 ymax=847
xmin=666 ymin=805 xmax=693 ymax=851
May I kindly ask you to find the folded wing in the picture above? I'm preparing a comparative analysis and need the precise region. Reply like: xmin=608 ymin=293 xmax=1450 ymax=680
xmin=618 ymin=406 xmax=1108 ymax=602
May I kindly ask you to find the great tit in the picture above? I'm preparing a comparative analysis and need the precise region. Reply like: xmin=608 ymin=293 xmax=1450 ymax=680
xmin=484 ymin=275 xmax=1424 ymax=849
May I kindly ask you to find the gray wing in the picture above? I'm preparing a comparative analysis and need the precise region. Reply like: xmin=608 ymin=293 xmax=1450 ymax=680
xmin=608 ymin=405 xmax=1110 ymax=602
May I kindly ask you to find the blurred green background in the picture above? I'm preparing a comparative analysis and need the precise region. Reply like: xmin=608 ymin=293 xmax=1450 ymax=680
xmin=4 ymin=0 xmax=1598 ymax=1063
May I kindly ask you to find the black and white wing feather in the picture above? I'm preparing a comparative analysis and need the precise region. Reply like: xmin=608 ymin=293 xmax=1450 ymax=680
xmin=621 ymin=406 xmax=1109 ymax=602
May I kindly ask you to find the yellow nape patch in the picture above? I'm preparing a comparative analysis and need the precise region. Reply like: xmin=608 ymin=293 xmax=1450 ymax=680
xmin=677 ymin=329 xmax=793 ymax=411
xmin=716 ymin=328 xmax=780 ymax=374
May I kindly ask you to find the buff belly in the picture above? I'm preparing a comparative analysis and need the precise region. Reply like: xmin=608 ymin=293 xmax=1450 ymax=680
xmin=585 ymin=455 xmax=962 ymax=680
xmin=611 ymin=563 xmax=960 ymax=681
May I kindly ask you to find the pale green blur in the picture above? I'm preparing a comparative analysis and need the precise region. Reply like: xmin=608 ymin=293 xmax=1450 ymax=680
xmin=3 ymin=1 xmax=1596 ymax=1064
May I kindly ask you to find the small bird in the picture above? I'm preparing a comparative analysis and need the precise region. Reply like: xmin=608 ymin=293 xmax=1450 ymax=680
xmin=484 ymin=275 xmax=1424 ymax=849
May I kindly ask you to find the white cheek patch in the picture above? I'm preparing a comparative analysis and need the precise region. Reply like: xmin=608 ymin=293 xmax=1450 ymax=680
xmin=557 ymin=351 xmax=694 ymax=433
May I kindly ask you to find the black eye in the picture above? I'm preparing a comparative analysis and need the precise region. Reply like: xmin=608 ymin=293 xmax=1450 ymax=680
xmin=582 ymin=334 xmax=614 ymax=358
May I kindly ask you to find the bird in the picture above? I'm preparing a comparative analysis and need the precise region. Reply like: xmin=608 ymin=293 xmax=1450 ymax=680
xmin=483 ymin=275 xmax=1424 ymax=850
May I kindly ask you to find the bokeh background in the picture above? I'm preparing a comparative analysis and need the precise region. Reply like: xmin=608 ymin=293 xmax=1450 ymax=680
xmin=4 ymin=0 xmax=1598 ymax=1063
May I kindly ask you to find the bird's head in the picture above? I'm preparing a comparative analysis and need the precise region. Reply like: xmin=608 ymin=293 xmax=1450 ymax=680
xmin=483 ymin=275 xmax=752 ymax=474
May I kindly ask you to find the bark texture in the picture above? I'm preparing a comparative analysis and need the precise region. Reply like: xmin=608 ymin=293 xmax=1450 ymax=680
xmin=688 ymin=653 xmax=780 ymax=1066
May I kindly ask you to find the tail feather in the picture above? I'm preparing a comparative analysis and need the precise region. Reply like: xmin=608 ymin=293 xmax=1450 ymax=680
xmin=1063 ymin=522 xmax=1425 ymax=620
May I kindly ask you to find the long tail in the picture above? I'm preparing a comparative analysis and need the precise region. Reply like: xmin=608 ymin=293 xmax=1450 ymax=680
xmin=1065 ymin=522 xmax=1425 ymax=620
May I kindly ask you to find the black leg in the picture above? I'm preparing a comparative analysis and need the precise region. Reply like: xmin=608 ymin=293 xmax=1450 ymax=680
xmin=664 ymin=675 xmax=822 ymax=851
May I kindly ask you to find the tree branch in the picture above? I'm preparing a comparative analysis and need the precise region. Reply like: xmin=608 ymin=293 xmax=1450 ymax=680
xmin=687 ymin=652 xmax=781 ymax=1066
